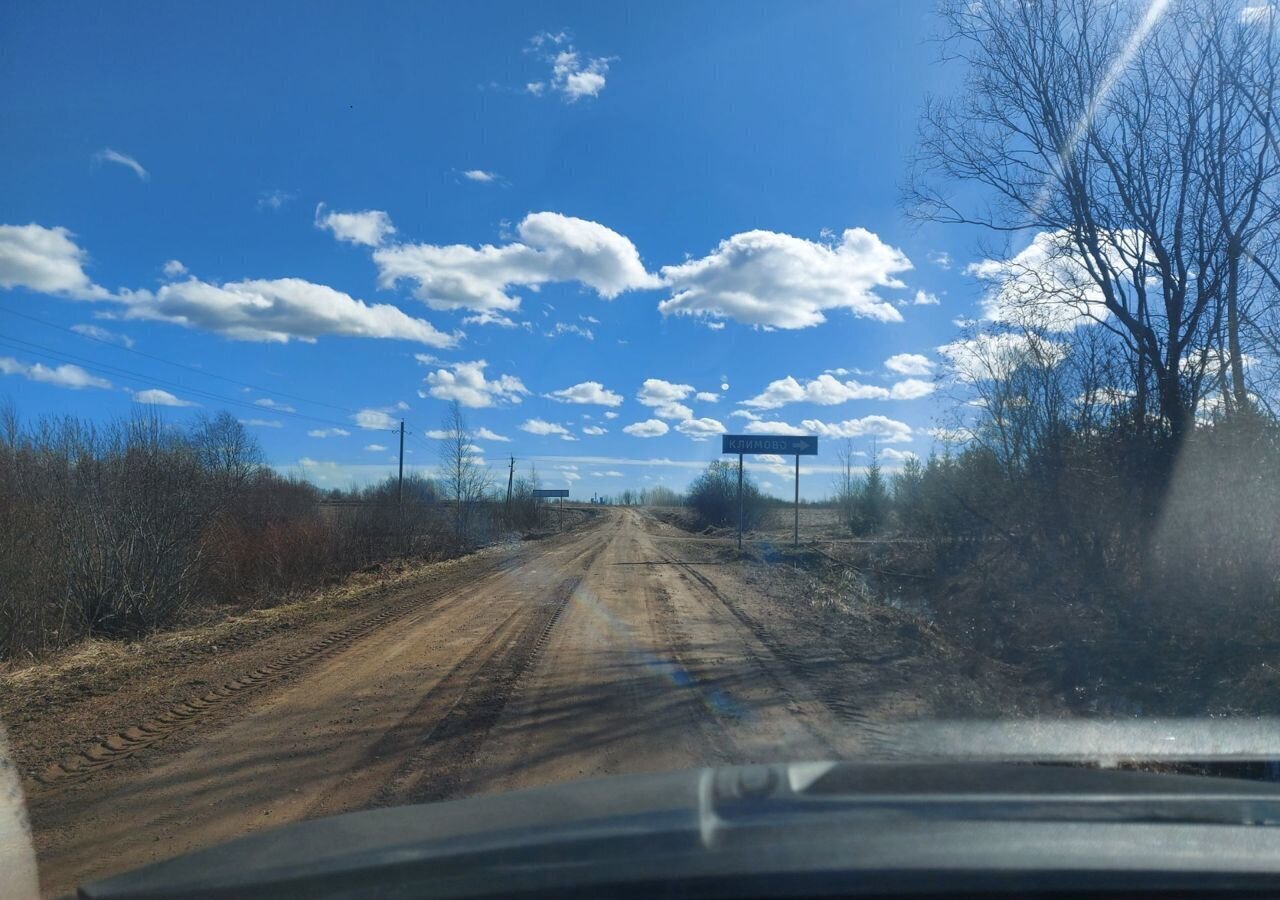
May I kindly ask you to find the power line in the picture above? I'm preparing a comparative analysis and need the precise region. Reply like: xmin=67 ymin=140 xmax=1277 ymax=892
xmin=0 ymin=304 xmax=363 ymax=415
xmin=0 ymin=334 xmax=390 ymax=433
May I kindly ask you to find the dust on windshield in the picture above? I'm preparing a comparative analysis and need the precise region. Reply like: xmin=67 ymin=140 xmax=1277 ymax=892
xmin=2 ymin=0 xmax=1279 ymax=895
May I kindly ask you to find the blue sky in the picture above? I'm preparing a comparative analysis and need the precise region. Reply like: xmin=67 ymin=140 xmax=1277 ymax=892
xmin=0 ymin=1 xmax=993 ymax=499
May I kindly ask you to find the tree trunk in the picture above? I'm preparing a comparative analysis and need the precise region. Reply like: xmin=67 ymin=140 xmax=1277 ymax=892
xmin=1226 ymin=249 xmax=1250 ymax=412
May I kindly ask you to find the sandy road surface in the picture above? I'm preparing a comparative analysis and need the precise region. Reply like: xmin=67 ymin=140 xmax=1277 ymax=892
xmin=21 ymin=508 xmax=896 ymax=896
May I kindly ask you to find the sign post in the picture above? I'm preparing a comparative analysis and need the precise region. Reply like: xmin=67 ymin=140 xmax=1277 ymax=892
xmin=533 ymin=489 xmax=570 ymax=532
xmin=794 ymin=455 xmax=800 ymax=547
xmin=737 ymin=452 xmax=744 ymax=550
xmin=721 ymin=435 xmax=818 ymax=550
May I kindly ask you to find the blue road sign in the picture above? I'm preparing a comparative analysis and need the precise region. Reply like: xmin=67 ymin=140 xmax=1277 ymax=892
xmin=721 ymin=434 xmax=818 ymax=456
xmin=533 ymin=489 xmax=570 ymax=498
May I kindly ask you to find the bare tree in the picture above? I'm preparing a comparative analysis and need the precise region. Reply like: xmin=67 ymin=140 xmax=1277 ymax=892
xmin=910 ymin=0 xmax=1280 ymax=446
xmin=438 ymin=401 xmax=492 ymax=543
xmin=831 ymin=439 xmax=859 ymax=527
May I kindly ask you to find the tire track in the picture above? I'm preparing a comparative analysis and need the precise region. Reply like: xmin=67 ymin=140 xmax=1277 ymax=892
xmin=36 ymin=555 xmax=531 ymax=787
xmin=376 ymin=575 xmax=582 ymax=806
xmin=654 ymin=546 xmax=897 ymax=755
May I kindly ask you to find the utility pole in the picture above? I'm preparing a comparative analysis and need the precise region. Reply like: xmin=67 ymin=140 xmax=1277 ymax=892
xmin=397 ymin=420 xmax=405 ymax=513
xmin=506 ymin=455 xmax=515 ymax=510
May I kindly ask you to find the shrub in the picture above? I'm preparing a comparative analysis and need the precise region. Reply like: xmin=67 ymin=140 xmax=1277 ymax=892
xmin=687 ymin=460 xmax=768 ymax=530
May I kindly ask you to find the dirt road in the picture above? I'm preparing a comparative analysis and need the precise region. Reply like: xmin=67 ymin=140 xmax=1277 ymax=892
xmin=15 ymin=507 xmax=1021 ymax=897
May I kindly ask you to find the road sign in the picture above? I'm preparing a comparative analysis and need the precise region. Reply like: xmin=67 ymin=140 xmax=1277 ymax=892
xmin=533 ymin=489 xmax=570 ymax=498
xmin=721 ymin=434 xmax=818 ymax=549
xmin=721 ymin=434 xmax=818 ymax=456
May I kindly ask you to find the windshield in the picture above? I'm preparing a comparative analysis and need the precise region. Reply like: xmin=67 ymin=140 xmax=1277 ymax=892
xmin=2 ymin=0 xmax=1279 ymax=896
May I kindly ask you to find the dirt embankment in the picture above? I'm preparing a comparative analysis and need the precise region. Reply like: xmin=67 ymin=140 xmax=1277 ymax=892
xmin=648 ymin=504 xmax=1280 ymax=719
xmin=633 ymin=511 xmax=1055 ymax=727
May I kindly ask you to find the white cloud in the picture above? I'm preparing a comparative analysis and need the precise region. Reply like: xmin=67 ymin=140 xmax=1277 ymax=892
xmin=423 ymin=359 xmax=529 ymax=407
xmin=254 ymin=397 xmax=296 ymax=413
xmin=928 ymin=250 xmax=952 ymax=270
xmin=0 ymin=356 xmax=111 ymax=390
xmin=738 ymin=416 xmax=911 ymax=445
xmin=884 ymin=353 xmax=935 ymax=376
xmin=257 ymin=189 xmax=294 ymax=211
xmin=314 ymin=204 xmax=396 ymax=247
xmin=742 ymin=419 xmax=808 ymax=436
xmin=551 ymin=50 xmax=610 ymax=100
xmin=365 ymin=443 xmax=387 ymax=451
xmin=928 ymin=425 xmax=975 ymax=444
xmin=582 ymin=425 xmax=607 ymax=435
xmin=912 ymin=290 xmax=940 ymax=306
xmin=374 ymin=212 xmax=658 ymax=313
xmin=889 ymin=378 xmax=935 ymax=399
xmin=162 ymin=259 xmax=188 ymax=278
xmin=881 ymin=448 xmax=919 ymax=462
xmin=636 ymin=378 xmax=694 ymax=420
xmin=527 ymin=33 xmax=613 ymax=102
xmin=967 ymin=230 xmax=1120 ymax=332
xmin=622 ymin=418 xmax=669 ymax=437
xmin=462 ymin=310 xmax=520 ymax=328
xmin=937 ymin=332 xmax=1066 ymax=384
xmin=653 ymin=401 xmax=692 ymax=421
xmin=521 ymin=418 xmax=576 ymax=440
xmin=742 ymin=375 xmax=880 ymax=409
xmin=675 ymin=417 xmax=726 ymax=440
xmin=462 ymin=169 xmax=499 ymax=183
xmin=0 ymin=224 xmax=111 ymax=299
xmin=1240 ymin=4 xmax=1274 ymax=24
xmin=127 ymin=276 xmax=458 ymax=346
xmin=308 ymin=427 xmax=351 ymax=438
xmin=801 ymin=415 xmax=913 ymax=444
xmin=658 ymin=228 xmax=910 ymax=329
xmin=636 ymin=378 xmax=693 ymax=404
xmin=131 ymin=388 xmax=197 ymax=407
xmin=238 ymin=418 xmax=281 ymax=428
xmin=70 ymin=323 xmax=134 ymax=348
xmin=547 ymin=321 xmax=594 ymax=340
xmin=741 ymin=373 xmax=935 ymax=409
xmin=93 ymin=148 xmax=148 ymax=180
xmin=730 ymin=409 xmax=761 ymax=421
xmin=593 ymin=470 xmax=624 ymax=477
xmin=695 ymin=391 xmax=719 ymax=402
xmin=476 ymin=426 xmax=511 ymax=442
xmin=546 ymin=381 xmax=623 ymax=406
xmin=603 ymin=411 xmax=619 ymax=419
xmin=354 ymin=408 xmax=399 ymax=430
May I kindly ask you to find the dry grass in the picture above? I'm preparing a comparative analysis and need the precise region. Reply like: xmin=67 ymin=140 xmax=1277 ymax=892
xmin=0 ymin=550 xmax=496 ymax=730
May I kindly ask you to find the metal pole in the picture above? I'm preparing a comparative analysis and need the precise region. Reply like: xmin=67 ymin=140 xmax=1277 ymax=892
xmin=794 ymin=454 xmax=799 ymax=548
xmin=505 ymin=455 xmax=514 ymax=510
xmin=559 ymin=496 xmax=564 ymax=532
xmin=397 ymin=420 xmax=405 ymax=511
xmin=737 ymin=452 xmax=744 ymax=550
